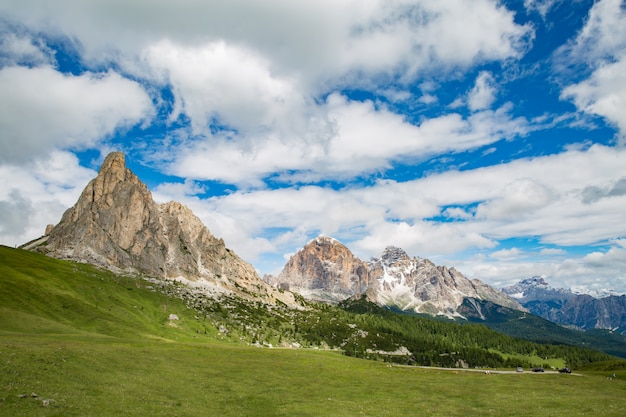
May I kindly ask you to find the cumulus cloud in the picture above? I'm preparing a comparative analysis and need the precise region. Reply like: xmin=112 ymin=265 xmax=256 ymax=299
xmin=0 ymin=151 xmax=97 ymax=246
xmin=143 ymin=40 xmax=310 ymax=137
xmin=560 ymin=0 xmax=626 ymax=139
xmin=163 ymin=93 xmax=530 ymax=186
xmin=157 ymin=144 xmax=626 ymax=274
xmin=0 ymin=66 xmax=154 ymax=163
xmin=0 ymin=0 xmax=533 ymax=87
xmin=562 ymin=58 xmax=626 ymax=139
xmin=0 ymin=31 xmax=53 ymax=67
xmin=562 ymin=0 xmax=626 ymax=64
xmin=467 ymin=72 xmax=497 ymax=111
xmin=475 ymin=178 xmax=555 ymax=220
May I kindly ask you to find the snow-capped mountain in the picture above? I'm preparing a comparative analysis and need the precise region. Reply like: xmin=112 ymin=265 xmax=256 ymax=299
xmin=269 ymin=237 xmax=525 ymax=319
xmin=503 ymin=277 xmax=574 ymax=303
xmin=367 ymin=246 xmax=524 ymax=318
xmin=502 ymin=277 xmax=626 ymax=331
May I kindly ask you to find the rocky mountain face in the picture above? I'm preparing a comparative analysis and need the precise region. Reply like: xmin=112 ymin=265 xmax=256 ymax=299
xmin=271 ymin=236 xmax=370 ymax=303
xmin=32 ymin=152 xmax=295 ymax=306
xmin=502 ymin=277 xmax=626 ymax=331
xmin=368 ymin=246 xmax=524 ymax=318
xmin=270 ymin=237 xmax=525 ymax=319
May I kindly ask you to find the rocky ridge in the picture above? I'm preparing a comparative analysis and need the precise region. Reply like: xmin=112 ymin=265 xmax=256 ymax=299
xmin=503 ymin=277 xmax=626 ymax=331
xmin=269 ymin=236 xmax=525 ymax=319
xmin=31 ymin=152 xmax=296 ymax=307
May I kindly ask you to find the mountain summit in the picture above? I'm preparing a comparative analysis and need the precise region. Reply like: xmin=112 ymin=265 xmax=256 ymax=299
xmin=270 ymin=236 xmax=524 ymax=318
xmin=271 ymin=235 xmax=370 ymax=303
xmin=368 ymin=246 xmax=523 ymax=318
xmin=502 ymin=277 xmax=626 ymax=331
xmin=31 ymin=152 xmax=294 ymax=304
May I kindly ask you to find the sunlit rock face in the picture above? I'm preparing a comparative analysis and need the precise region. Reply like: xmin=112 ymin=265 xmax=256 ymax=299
xmin=36 ymin=152 xmax=296 ymax=306
xmin=271 ymin=239 xmax=525 ymax=318
xmin=272 ymin=236 xmax=371 ymax=304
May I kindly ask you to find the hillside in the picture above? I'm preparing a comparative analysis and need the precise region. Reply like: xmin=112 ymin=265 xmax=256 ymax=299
xmin=2 ymin=245 xmax=626 ymax=416
xmin=1 ymin=245 xmax=620 ymax=366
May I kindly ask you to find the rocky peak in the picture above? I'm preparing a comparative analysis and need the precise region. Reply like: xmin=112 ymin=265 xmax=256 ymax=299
xmin=520 ymin=276 xmax=549 ymax=288
xmin=379 ymin=246 xmax=410 ymax=265
xmin=34 ymin=152 xmax=296 ymax=306
xmin=273 ymin=235 xmax=370 ymax=303
xmin=270 ymin=238 xmax=524 ymax=318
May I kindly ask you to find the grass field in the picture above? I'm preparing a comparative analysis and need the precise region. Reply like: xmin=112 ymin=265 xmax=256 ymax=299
xmin=1 ymin=246 xmax=626 ymax=416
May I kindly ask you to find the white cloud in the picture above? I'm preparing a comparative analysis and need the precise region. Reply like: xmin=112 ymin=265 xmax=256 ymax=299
xmin=475 ymin=178 xmax=555 ymax=220
xmin=156 ymin=144 xmax=626 ymax=284
xmin=0 ymin=0 xmax=533 ymax=88
xmin=524 ymin=0 xmax=561 ymax=19
xmin=489 ymin=247 xmax=524 ymax=260
xmin=563 ymin=0 xmax=626 ymax=64
xmin=0 ymin=66 xmax=153 ymax=163
xmin=467 ymin=71 xmax=497 ymax=111
xmin=461 ymin=240 xmax=626 ymax=293
xmin=0 ymin=151 xmax=97 ymax=246
xmin=562 ymin=58 xmax=626 ymax=140
xmin=539 ymin=248 xmax=566 ymax=256
xmin=163 ymin=93 xmax=529 ymax=186
xmin=144 ymin=40 xmax=309 ymax=138
xmin=559 ymin=0 xmax=626 ymax=140
xmin=0 ymin=32 xmax=53 ymax=66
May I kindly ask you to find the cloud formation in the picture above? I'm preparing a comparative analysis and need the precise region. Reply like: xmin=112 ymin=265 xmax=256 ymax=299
xmin=0 ymin=1 xmax=625 ymax=294
xmin=0 ymin=66 xmax=153 ymax=162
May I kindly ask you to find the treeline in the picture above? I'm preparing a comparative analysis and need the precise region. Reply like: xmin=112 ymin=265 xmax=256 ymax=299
xmin=176 ymin=283 xmax=617 ymax=370
xmin=335 ymin=297 xmax=613 ymax=369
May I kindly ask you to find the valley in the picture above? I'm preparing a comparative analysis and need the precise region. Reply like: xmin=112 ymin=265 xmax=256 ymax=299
xmin=2 ymin=152 xmax=626 ymax=416
xmin=2 ymin=245 xmax=626 ymax=416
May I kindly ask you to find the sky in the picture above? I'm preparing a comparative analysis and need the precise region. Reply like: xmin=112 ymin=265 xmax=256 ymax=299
xmin=1 ymin=0 xmax=626 ymax=294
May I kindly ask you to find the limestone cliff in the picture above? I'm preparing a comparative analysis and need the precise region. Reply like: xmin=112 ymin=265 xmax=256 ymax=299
xmin=35 ymin=152 xmax=295 ymax=306
xmin=270 ymin=239 xmax=524 ymax=318
xmin=274 ymin=236 xmax=370 ymax=303
xmin=368 ymin=246 xmax=525 ymax=318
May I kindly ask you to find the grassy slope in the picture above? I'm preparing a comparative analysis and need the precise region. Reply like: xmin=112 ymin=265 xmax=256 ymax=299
xmin=1 ymin=246 xmax=626 ymax=416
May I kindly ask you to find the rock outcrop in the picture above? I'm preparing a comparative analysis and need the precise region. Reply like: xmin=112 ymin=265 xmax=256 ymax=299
xmin=34 ymin=152 xmax=295 ymax=306
xmin=269 ymin=237 xmax=524 ymax=318
xmin=273 ymin=236 xmax=370 ymax=303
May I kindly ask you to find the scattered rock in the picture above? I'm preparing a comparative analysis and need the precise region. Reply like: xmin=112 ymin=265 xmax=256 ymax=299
xmin=168 ymin=314 xmax=179 ymax=321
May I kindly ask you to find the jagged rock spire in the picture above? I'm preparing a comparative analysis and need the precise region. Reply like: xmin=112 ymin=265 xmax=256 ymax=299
xmin=36 ymin=152 xmax=295 ymax=305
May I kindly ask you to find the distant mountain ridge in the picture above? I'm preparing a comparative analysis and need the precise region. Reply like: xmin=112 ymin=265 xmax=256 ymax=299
xmin=269 ymin=236 xmax=525 ymax=319
xmin=26 ymin=152 xmax=296 ymax=307
xmin=502 ymin=277 xmax=626 ymax=332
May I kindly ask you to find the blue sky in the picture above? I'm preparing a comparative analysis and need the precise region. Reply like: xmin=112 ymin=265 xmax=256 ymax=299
xmin=1 ymin=0 xmax=626 ymax=294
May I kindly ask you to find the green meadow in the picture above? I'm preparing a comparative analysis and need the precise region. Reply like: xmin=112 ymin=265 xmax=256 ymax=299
xmin=1 ymin=246 xmax=625 ymax=416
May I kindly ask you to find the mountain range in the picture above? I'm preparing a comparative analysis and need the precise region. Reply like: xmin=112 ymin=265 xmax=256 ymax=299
xmin=21 ymin=152 xmax=626 ymax=344
xmin=267 ymin=236 xmax=524 ymax=320
xmin=502 ymin=277 xmax=626 ymax=332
